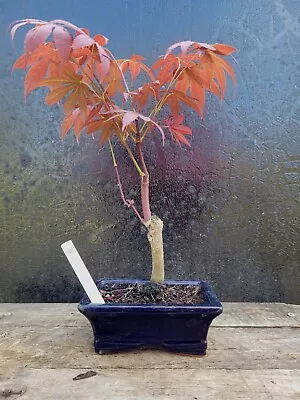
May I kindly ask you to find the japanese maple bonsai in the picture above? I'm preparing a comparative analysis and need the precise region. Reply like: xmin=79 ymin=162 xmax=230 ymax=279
xmin=10 ymin=18 xmax=236 ymax=354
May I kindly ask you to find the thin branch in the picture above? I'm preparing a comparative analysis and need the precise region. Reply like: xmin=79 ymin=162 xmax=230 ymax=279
xmin=122 ymin=140 xmax=145 ymax=177
xmin=108 ymin=139 xmax=144 ymax=223
xmin=108 ymin=139 xmax=117 ymax=166
xmin=135 ymin=120 xmax=149 ymax=181
xmin=114 ymin=163 xmax=144 ymax=224
xmin=135 ymin=120 xmax=151 ymax=222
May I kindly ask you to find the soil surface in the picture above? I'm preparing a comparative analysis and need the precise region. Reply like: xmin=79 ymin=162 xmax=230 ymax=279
xmin=100 ymin=282 xmax=204 ymax=305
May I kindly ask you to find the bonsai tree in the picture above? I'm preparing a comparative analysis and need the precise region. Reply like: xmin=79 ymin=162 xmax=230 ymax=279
xmin=10 ymin=19 xmax=236 ymax=284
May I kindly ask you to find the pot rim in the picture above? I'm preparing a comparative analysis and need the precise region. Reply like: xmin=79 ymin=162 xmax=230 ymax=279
xmin=78 ymin=278 xmax=223 ymax=313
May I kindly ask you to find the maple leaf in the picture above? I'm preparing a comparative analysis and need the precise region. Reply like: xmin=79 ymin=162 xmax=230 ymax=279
xmin=61 ymin=108 xmax=87 ymax=142
xmin=165 ymin=41 xmax=216 ymax=57
xmin=72 ymin=33 xmax=110 ymax=84
xmin=12 ymin=42 xmax=58 ymax=71
xmin=10 ymin=17 xmax=237 ymax=177
xmin=24 ymin=58 xmax=49 ymax=100
xmin=120 ymin=54 xmax=154 ymax=83
xmin=165 ymin=114 xmax=192 ymax=146
xmin=151 ymin=54 xmax=180 ymax=85
xmin=85 ymin=115 xmax=119 ymax=146
xmin=10 ymin=18 xmax=110 ymax=72
xmin=160 ymin=39 xmax=236 ymax=100
xmin=10 ymin=19 xmax=44 ymax=41
xmin=130 ymin=81 xmax=160 ymax=110
xmin=72 ymin=34 xmax=111 ymax=81
xmin=102 ymin=109 xmax=165 ymax=143
xmin=199 ymin=51 xmax=236 ymax=98
xmin=13 ymin=43 xmax=60 ymax=100
xmin=151 ymin=53 xmax=200 ymax=90
xmin=17 ymin=21 xmax=73 ymax=64
xmin=52 ymin=24 xmax=73 ymax=64
xmin=121 ymin=111 xmax=165 ymax=143
xmin=101 ymin=60 xmax=124 ymax=97
xmin=41 ymin=65 xmax=95 ymax=117
xmin=162 ymin=90 xmax=203 ymax=117
xmin=189 ymin=79 xmax=206 ymax=117
xmin=94 ymin=33 xmax=108 ymax=46
xmin=212 ymin=43 xmax=236 ymax=56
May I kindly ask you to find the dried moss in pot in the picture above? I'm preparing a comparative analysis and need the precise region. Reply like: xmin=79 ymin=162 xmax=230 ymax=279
xmin=100 ymin=281 xmax=204 ymax=305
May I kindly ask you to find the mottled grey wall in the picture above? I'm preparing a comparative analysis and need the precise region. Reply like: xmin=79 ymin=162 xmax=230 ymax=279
xmin=0 ymin=0 xmax=299 ymax=303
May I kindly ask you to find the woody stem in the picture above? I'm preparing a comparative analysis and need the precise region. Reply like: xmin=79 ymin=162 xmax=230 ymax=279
xmin=135 ymin=120 xmax=164 ymax=284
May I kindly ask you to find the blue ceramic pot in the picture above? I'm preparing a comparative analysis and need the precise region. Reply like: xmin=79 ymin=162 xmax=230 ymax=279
xmin=78 ymin=279 xmax=222 ymax=355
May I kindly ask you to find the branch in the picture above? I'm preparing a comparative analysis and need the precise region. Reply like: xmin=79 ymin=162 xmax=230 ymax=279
xmin=114 ymin=163 xmax=144 ymax=224
xmin=108 ymin=139 xmax=144 ymax=223
xmin=136 ymin=120 xmax=149 ymax=181
xmin=135 ymin=120 xmax=151 ymax=222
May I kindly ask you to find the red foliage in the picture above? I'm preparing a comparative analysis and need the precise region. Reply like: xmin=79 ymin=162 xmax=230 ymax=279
xmin=10 ymin=19 xmax=236 ymax=146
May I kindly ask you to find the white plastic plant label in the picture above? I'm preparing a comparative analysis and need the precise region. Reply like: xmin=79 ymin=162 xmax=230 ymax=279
xmin=61 ymin=240 xmax=105 ymax=304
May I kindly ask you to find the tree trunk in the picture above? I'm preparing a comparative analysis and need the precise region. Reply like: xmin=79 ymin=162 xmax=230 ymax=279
xmin=136 ymin=122 xmax=165 ymax=284
xmin=144 ymin=216 xmax=164 ymax=283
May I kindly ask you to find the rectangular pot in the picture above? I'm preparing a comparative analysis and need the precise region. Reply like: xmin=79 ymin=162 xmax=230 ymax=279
xmin=78 ymin=279 xmax=222 ymax=355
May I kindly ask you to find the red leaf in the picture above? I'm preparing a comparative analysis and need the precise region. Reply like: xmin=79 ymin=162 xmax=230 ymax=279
xmin=118 ymin=56 xmax=152 ymax=83
xmin=12 ymin=54 xmax=26 ymax=70
xmin=97 ymin=46 xmax=110 ymax=81
xmin=173 ymin=125 xmax=192 ymax=135
xmin=73 ymin=109 xmax=84 ymax=141
xmin=85 ymin=115 xmax=116 ymax=145
xmin=63 ymin=88 xmax=80 ymax=115
xmin=213 ymin=62 xmax=226 ymax=98
xmin=119 ymin=110 xmax=165 ymax=143
xmin=171 ymin=114 xmax=184 ymax=125
xmin=53 ymin=25 xmax=73 ymax=63
xmin=189 ymin=80 xmax=205 ymax=116
xmin=209 ymin=80 xmax=222 ymax=98
xmin=132 ymin=82 xmax=160 ymax=110
xmin=72 ymin=34 xmax=95 ymax=49
xmin=94 ymin=34 xmax=108 ymax=46
xmin=151 ymin=56 xmax=166 ymax=71
xmin=165 ymin=40 xmax=194 ymax=56
xmin=48 ymin=59 xmax=61 ymax=80
xmin=173 ymin=132 xmax=190 ymax=146
xmin=24 ymin=58 xmax=49 ymax=99
xmin=174 ymin=72 xmax=189 ymax=93
xmin=166 ymin=114 xmax=192 ymax=146
xmin=151 ymin=54 xmax=179 ymax=85
xmin=24 ymin=24 xmax=54 ymax=60
xmin=192 ymin=42 xmax=216 ymax=51
xmin=62 ymin=108 xmax=86 ymax=142
xmin=61 ymin=113 xmax=73 ymax=138
xmin=122 ymin=111 xmax=141 ymax=131
xmin=131 ymin=54 xmax=145 ymax=61
xmin=212 ymin=43 xmax=236 ymax=56
xmin=50 ymin=19 xmax=86 ymax=35
xmin=129 ymin=61 xmax=141 ymax=82
xmin=165 ymin=41 xmax=215 ymax=57
xmin=84 ymin=103 xmax=104 ymax=124
xmin=85 ymin=119 xmax=104 ymax=135
xmin=45 ymin=85 xmax=73 ymax=105
xmin=10 ymin=19 xmax=45 ymax=41
xmin=176 ymin=90 xmax=203 ymax=115
xmin=210 ymin=53 xmax=236 ymax=85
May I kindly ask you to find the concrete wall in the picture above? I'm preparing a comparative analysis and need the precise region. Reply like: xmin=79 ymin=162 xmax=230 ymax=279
xmin=0 ymin=0 xmax=299 ymax=302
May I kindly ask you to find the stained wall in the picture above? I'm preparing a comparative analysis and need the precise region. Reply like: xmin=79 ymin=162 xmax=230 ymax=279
xmin=0 ymin=0 xmax=299 ymax=302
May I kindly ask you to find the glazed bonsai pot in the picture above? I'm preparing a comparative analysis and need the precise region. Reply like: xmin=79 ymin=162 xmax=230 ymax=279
xmin=78 ymin=279 xmax=222 ymax=355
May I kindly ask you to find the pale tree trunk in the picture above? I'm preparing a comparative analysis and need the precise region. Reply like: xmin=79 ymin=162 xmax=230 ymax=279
xmin=144 ymin=216 xmax=164 ymax=283
xmin=136 ymin=123 xmax=165 ymax=284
